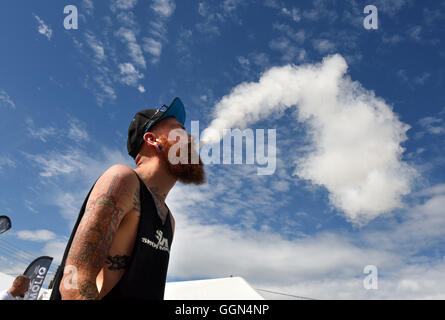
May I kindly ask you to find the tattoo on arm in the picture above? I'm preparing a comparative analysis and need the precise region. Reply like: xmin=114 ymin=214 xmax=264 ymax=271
xmin=79 ymin=280 xmax=99 ymax=300
xmin=132 ymin=186 xmax=141 ymax=215
xmin=66 ymin=173 xmax=127 ymax=299
xmin=105 ymin=255 xmax=130 ymax=271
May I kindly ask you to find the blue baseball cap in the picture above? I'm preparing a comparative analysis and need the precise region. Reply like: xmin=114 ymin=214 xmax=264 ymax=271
xmin=127 ymin=97 xmax=186 ymax=158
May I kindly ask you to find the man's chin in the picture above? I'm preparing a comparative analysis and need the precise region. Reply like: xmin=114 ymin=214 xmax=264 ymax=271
xmin=169 ymin=162 xmax=206 ymax=185
xmin=180 ymin=165 xmax=206 ymax=185
xmin=160 ymin=140 xmax=206 ymax=184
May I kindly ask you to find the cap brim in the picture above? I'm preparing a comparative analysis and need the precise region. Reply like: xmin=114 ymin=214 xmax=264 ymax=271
xmin=159 ymin=97 xmax=186 ymax=126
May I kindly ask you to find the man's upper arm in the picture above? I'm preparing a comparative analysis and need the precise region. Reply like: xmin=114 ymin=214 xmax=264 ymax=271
xmin=62 ymin=165 xmax=137 ymax=299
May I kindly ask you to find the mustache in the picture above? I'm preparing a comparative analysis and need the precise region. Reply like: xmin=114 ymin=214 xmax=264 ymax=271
xmin=162 ymin=138 xmax=203 ymax=165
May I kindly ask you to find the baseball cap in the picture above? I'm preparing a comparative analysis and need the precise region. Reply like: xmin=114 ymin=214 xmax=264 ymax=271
xmin=127 ymin=97 xmax=186 ymax=158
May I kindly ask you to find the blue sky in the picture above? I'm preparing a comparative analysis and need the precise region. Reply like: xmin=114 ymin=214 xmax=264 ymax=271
xmin=0 ymin=0 xmax=445 ymax=299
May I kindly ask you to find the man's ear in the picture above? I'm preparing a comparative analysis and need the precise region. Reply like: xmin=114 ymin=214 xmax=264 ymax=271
xmin=143 ymin=132 xmax=158 ymax=147
xmin=143 ymin=132 xmax=163 ymax=152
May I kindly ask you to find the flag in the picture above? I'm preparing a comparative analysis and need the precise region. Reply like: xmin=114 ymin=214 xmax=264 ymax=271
xmin=23 ymin=256 xmax=53 ymax=300
xmin=0 ymin=215 xmax=11 ymax=235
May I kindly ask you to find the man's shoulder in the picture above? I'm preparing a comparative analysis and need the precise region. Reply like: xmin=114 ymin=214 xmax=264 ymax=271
xmin=91 ymin=164 xmax=139 ymax=203
xmin=105 ymin=164 xmax=137 ymax=177
xmin=99 ymin=164 xmax=139 ymax=186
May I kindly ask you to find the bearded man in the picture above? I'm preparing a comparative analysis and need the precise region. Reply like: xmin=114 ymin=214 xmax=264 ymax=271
xmin=50 ymin=97 xmax=205 ymax=300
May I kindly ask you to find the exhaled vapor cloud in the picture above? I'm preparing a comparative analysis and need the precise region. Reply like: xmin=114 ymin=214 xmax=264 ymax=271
xmin=202 ymin=54 xmax=417 ymax=225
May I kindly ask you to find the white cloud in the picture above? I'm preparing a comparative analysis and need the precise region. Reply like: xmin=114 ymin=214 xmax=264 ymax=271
xmin=141 ymin=0 xmax=176 ymax=65
xmin=269 ymin=37 xmax=290 ymax=51
xmin=251 ymin=52 xmax=270 ymax=68
xmin=301 ymin=0 xmax=338 ymax=23
xmin=0 ymin=89 xmax=16 ymax=109
xmin=162 ymin=181 xmax=445 ymax=299
xmin=116 ymin=11 xmax=138 ymax=28
xmin=397 ymin=69 xmax=409 ymax=83
xmin=272 ymin=23 xmax=305 ymax=44
xmin=313 ymin=39 xmax=336 ymax=53
xmin=170 ymin=220 xmax=389 ymax=285
xmin=271 ymin=180 xmax=290 ymax=192
xmin=118 ymin=62 xmax=144 ymax=86
xmin=85 ymin=32 xmax=105 ymax=61
xmin=42 ymin=240 xmax=67 ymax=265
xmin=24 ymin=117 xmax=88 ymax=144
xmin=418 ymin=116 xmax=445 ymax=135
xmin=263 ymin=0 xmax=280 ymax=9
xmin=0 ymin=155 xmax=16 ymax=172
xmin=91 ymin=67 xmax=117 ymax=106
xmin=281 ymin=7 xmax=301 ymax=22
xmin=142 ymin=37 xmax=163 ymax=60
xmin=27 ymin=146 xmax=134 ymax=223
xmin=382 ymin=34 xmax=404 ymax=45
xmin=111 ymin=0 xmax=138 ymax=12
xmin=414 ymin=72 xmax=431 ymax=85
xmin=73 ymin=30 xmax=116 ymax=106
xmin=82 ymin=0 xmax=94 ymax=15
xmin=68 ymin=118 xmax=89 ymax=142
xmin=51 ymin=190 xmax=87 ymax=222
xmin=30 ymin=147 xmax=132 ymax=181
xmin=201 ymin=54 xmax=417 ymax=225
xmin=223 ymin=0 xmax=243 ymax=14
xmin=237 ymin=56 xmax=250 ymax=67
xmin=151 ymin=0 xmax=176 ymax=18
xmin=24 ymin=200 xmax=38 ymax=214
xmin=195 ymin=0 xmax=244 ymax=37
xmin=408 ymin=26 xmax=422 ymax=42
xmin=198 ymin=2 xmax=207 ymax=16
xmin=269 ymin=37 xmax=306 ymax=62
xmin=416 ymin=184 xmax=445 ymax=197
xmin=25 ymin=118 xmax=57 ymax=143
xmin=115 ymin=27 xmax=146 ymax=69
xmin=29 ymin=148 xmax=85 ymax=178
xmin=138 ymin=85 xmax=146 ymax=93
xmin=373 ymin=0 xmax=411 ymax=17
xmin=16 ymin=230 xmax=56 ymax=242
xmin=33 ymin=14 xmax=53 ymax=40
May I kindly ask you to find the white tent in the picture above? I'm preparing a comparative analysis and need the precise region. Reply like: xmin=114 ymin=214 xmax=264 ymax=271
xmin=37 ymin=277 xmax=265 ymax=300
xmin=164 ymin=277 xmax=264 ymax=300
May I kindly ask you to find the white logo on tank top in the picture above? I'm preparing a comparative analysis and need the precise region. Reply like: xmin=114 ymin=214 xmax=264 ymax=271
xmin=141 ymin=230 xmax=169 ymax=253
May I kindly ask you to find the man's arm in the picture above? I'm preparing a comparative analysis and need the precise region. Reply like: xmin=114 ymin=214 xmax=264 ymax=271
xmin=59 ymin=165 xmax=137 ymax=300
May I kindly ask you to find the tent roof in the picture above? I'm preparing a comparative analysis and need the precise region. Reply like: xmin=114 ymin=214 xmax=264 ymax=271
xmin=164 ymin=277 xmax=265 ymax=300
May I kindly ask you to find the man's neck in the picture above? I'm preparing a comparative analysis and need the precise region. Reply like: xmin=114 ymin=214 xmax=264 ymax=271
xmin=134 ymin=158 xmax=176 ymax=203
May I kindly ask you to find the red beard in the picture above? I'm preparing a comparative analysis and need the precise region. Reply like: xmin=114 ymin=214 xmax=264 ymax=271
xmin=158 ymin=136 xmax=206 ymax=185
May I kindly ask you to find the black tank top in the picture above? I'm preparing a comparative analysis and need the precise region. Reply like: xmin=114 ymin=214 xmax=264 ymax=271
xmin=50 ymin=171 xmax=173 ymax=300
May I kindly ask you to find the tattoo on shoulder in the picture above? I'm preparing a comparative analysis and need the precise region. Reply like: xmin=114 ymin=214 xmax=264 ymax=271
xmin=105 ymin=255 xmax=130 ymax=271
xmin=67 ymin=173 xmax=126 ymax=269
xmin=132 ymin=186 xmax=141 ymax=214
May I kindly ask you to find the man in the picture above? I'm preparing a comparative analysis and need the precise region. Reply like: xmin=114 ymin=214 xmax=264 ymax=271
xmin=0 ymin=275 xmax=30 ymax=300
xmin=50 ymin=97 xmax=205 ymax=300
